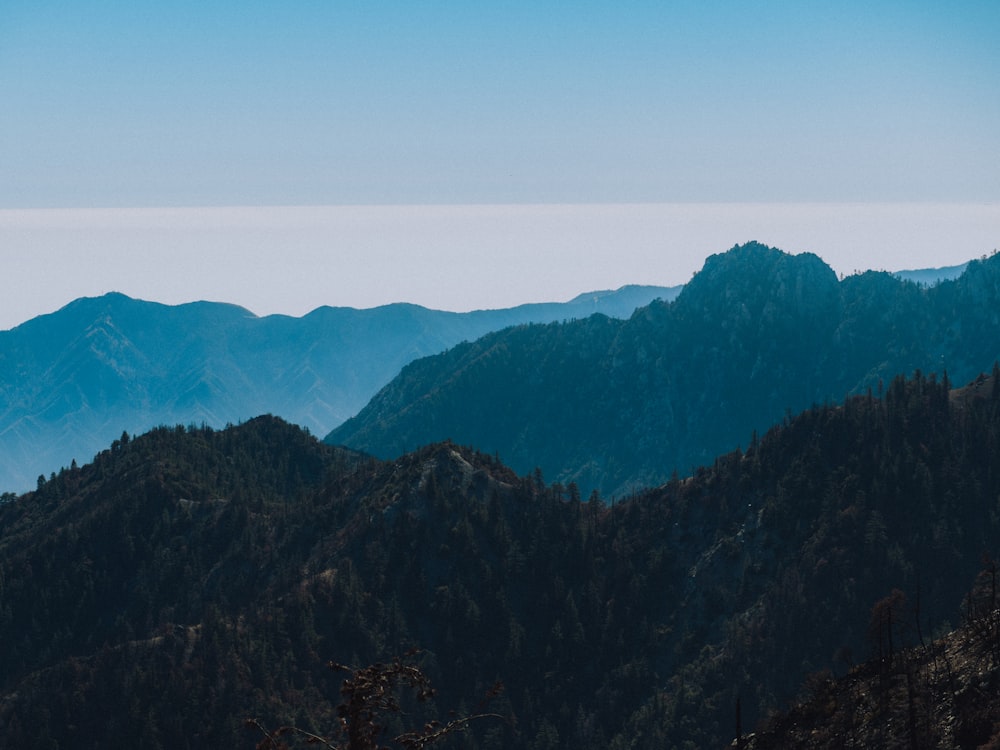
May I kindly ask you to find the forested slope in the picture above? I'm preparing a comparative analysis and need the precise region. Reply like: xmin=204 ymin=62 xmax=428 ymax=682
xmin=2 ymin=368 xmax=1000 ymax=747
xmin=0 ymin=284 xmax=676 ymax=493
xmin=328 ymin=243 xmax=1000 ymax=497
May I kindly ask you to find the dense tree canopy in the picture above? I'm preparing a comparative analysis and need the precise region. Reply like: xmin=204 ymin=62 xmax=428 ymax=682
xmin=2 ymin=367 xmax=1000 ymax=747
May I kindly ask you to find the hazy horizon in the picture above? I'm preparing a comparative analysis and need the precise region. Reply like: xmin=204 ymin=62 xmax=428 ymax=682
xmin=2 ymin=4 xmax=997 ymax=330
xmin=2 ymin=201 xmax=997 ymax=332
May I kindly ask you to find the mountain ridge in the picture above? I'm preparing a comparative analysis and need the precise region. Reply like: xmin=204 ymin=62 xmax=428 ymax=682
xmin=326 ymin=243 xmax=1000 ymax=498
xmin=0 ymin=283 xmax=679 ymax=492
xmin=0 ymin=247 xmax=984 ymax=496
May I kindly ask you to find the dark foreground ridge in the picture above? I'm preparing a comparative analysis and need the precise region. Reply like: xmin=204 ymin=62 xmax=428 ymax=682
xmin=2 ymin=368 xmax=1000 ymax=747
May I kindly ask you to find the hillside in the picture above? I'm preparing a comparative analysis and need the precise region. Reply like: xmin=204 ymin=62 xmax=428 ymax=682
xmin=2 ymin=369 xmax=1000 ymax=748
xmin=327 ymin=243 xmax=1000 ymax=497
xmin=0 ymin=284 xmax=678 ymax=493
xmin=741 ymin=601 xmax=1000 ymax=748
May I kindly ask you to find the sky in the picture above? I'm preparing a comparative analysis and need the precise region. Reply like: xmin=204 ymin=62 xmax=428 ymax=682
xmin=1 ymin=1 xmax=998 ymax=329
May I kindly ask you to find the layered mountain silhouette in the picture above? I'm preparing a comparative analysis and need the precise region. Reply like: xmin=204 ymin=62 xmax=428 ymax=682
xmin=327 ymin=242 xmax=1000 ymax=497
xmin=2 ymin=368 xmax=999 ymax=748
xmin=5 ymin=241 xmax=997 ymax=748
xmin=0 ymin=243 xmax=976 ymax=497
xmin=0 ymin=284 xmax=678 ymax=493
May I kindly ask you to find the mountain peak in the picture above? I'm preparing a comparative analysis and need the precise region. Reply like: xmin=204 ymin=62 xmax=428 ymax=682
xmin=690 ymin=241 xmax=836 ymax=288
xmin=670 ymin=241 xmax=839 ymax=340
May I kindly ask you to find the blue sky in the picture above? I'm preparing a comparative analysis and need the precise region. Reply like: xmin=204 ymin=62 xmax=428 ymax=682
xmin=0 ymin=2 xmax=998 ymax=327
xmin=3 ymin=1 xmax=998 ymax=206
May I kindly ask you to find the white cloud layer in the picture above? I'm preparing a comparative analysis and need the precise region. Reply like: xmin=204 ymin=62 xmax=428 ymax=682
xmin=2 ymin=203 xmax=998 ymax=331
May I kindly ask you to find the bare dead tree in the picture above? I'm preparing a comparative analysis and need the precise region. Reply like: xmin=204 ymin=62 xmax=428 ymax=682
xmin=248 ymin=650 xmax=504 ymax=750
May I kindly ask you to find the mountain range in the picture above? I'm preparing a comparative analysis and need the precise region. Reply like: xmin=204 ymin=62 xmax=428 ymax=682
xmin=2 ymin=242 xmax=999 ymax=748
xmin=0 ymin=283 xmax=678 ymax=493
xmin=2 ymin=368 xmax=998 ymax=748
xmin=327 ymin=243 xmax=1000 ymax=497
xmin=0 ymin=246 xmax=972 ymax=497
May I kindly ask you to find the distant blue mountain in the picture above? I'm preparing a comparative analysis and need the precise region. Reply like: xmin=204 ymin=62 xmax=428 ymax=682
xmin=0 ymin=285 xmax=679 ymax=492
xmin=894 ymin=262 xmax=968 ymax=286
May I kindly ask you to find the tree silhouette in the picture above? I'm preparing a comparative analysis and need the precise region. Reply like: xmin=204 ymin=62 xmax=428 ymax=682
xmin=248 ymin=651 xmax=503 ymax=750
